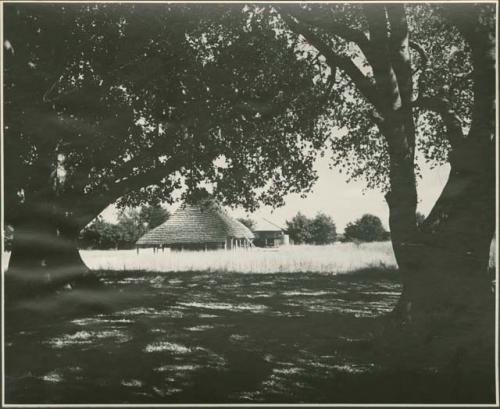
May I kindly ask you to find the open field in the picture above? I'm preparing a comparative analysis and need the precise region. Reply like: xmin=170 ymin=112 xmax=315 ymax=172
xmin=3 ymin=241 xmax=495 ymax=274
xmin=3 ymin=242 xmax=398 ymax=274
xmin=82 ymin=242 xmax=398 ymax=273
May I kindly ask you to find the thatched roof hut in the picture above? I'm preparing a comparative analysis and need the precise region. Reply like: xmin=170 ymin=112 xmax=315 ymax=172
xmin=253 ymin=218 xmax=285 ymax=233
xmin=252 ymin=218 xmax=288 ymax=247
xmin=136 ymin=202 xmax=254 ymax=250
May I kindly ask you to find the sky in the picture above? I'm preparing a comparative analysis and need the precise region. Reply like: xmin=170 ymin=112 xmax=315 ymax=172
xmin=101 ymin=155 xmax=450 ymax=232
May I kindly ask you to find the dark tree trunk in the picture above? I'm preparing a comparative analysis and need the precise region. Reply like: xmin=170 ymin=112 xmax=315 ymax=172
xmin=385 ymin=134 xmax=495 ymax=388
xmin=397 ymin=140 xmax=494 ymax=311
xmin=5 ymin=210 xmax=95 ymax=300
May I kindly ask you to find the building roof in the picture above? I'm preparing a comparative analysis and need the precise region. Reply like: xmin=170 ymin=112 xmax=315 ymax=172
xmin=136 ymin=201 xmax=254 ymax=247
xmin=252 ymin=218 xmax=285 ymax=232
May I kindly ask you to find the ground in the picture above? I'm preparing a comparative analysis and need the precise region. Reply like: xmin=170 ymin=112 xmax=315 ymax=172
xmin=3 ymin=243 xmax=497 ymax=404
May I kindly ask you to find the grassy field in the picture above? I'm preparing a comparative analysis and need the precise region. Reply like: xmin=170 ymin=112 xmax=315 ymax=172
xmin=3 ymin=241 xmax=497 ymax=404
xmin=3 ymin=241 xmax=495 ymax=274
xmin=79 ymin=242 xmax=398 ymax=273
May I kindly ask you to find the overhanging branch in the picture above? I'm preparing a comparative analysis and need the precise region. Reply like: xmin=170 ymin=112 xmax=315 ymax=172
xmin=279 ymin=10 xmax=383 ymax=113
xmin=281 ymin=7 xmax=374 ymax=62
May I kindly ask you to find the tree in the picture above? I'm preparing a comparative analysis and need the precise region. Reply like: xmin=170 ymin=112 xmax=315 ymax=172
xmin=344 ymin=214 xmax=387 ymax=242
xmin=139 ymin=205 xmax=169 ymax=230
xmin=79 ymin=217 xmax=121 ymax=250
xmin=237 ymin=218 xmax=256 ymax=231
xmin=5 ymin=3 xmax=496 ymax=350
xmin=272 ymin=4 xmax=495 ymax=334
xmin=4 ymin=4 xmax=328 ymax=289
xmin=115 ymin=205 xmax=169 ymax=249
xmin=286 ymin=212 xmax=313 ymax=245
xmin=310 ymin=213 xmax=337 ymax=244
xmin=78 ymin=205 xmax=169 ymax=249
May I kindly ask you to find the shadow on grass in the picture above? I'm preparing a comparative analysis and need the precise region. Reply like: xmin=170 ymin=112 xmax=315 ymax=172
xmin=4 ymin=265 xmax=496 ymax=404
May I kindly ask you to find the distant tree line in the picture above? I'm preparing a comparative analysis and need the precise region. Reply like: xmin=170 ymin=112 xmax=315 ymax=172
xmin=2 ymin=208 xmax=422 ymax=251
xmin=238 ymin=212 xmax=391 ymax=245
xmin=79 ymin=205 xmax=169 ymax=250
xmin=2 ymin=206 xmax=169 ymax=252
xmin=282 ymin=212 xmax=407 ymax=244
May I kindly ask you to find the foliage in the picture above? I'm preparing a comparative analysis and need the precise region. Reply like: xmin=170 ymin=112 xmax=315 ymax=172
xmin=79 ymin=217 xmax=121 ymax=250
xmin=286 ymin=212 xmax=336 ymax=245
xmin=344 ymin=214 xmax=388 ymax=242
xmin=237 ymin=218 xmax=256 ymax=230
xmin=79 ymin=205 xmax=169 ymax=249
xmin=286 ymin=212 xmax=313 ymax=245
xmin=309 ymin=213 xmax=337 ymax=245
xmin=138 ymin=205 xmax=170 ymax=230
xmin=271 ymin=4 xmax=486 ymax=191
xmin=4 ymin=4 xmax=330 ymax=234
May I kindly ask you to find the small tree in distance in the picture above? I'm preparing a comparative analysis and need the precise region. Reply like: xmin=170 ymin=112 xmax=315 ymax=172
xmin=237 ymin=218 xmax=256 ymax=231
xmin=79 ymin=205 xmax=169 ymax=249
xmin=344 ymin=214 xmax=388 ymax=243
xmin=310 ymin=213 xmax=336 ymax=245
xmin=140 ymin=205 xmax=170 ymax=230
xmin=286 ymin=212 xmax=337 ymax=245
xmin=286 ymin=212 xmax=312 ymax=245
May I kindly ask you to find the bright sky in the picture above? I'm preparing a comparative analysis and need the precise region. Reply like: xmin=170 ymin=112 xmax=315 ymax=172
xmin=101 ymin=155 xmax=450 ymax=232
xmin=229 ymin=156 xmax=449 ymax=231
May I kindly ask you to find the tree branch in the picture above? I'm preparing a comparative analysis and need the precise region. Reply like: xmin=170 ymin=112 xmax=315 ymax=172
xmin=363 ymin=5 xmax=402 ymax=112
xmin=407 ymin=41 xmax=429 ymax=104
xmin=279 ymin=11 xmax=383 ymax=113
xmin=387 ymin=4 xmax=412 ymax=107
xmin=413 ymin=96 xmax=464 ymax=149
xmin=281 ymin=6 xmax=375 ymax=62
xmin=409 ymin=41 xmax=428 ymax=71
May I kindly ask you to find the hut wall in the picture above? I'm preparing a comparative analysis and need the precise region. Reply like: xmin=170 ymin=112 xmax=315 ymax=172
xmin=253 ymin=231 xmax=285 ymax=247
xmin=170 ymin=242 xmax=225 ymax=251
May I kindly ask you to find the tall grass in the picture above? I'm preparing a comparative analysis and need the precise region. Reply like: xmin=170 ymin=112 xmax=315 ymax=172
xmin=80 ymin=242 xmax=397 ymax=274
xmin=2 ymin=240 xmax=495 ymax=274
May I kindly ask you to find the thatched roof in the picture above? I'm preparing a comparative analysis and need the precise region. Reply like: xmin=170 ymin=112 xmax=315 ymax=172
xmin=136 ymin=202 xmax=254 ymax=247
xmin=253 ymin=218 xmax=284 ymax=232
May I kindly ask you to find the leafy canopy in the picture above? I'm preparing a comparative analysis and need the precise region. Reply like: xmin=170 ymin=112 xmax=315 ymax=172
xmin=271 ymin=4 xmax=485 ymax=190
xmin=4 ymin=4 xmax=330 ymax=227
xmin=5 ymin=3 xmax=486 ymax=228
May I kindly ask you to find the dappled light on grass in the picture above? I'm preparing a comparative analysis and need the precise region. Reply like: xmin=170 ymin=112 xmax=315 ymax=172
xmin=4 ymin=241 xmax=496 ymax=403
xmin=5 ymin=268 xmax=402 ymax=404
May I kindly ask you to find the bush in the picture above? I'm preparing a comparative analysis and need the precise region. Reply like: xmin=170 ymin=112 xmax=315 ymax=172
xmin=79 ymin=205 xmax=169 ymax=249
xmin=286 ymin=212 xmax=336 ymax=245
xmin=286 ymin=212 xmax=313 ymax=244
xmin=344 ymin=214 xmax=388 ymax=242
xmin=310 ymin=213 xmax=336 ymax=244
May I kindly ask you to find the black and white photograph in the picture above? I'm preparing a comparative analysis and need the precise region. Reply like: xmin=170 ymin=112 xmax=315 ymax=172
xmin=1 ymin=1 xmax=498 ymax=405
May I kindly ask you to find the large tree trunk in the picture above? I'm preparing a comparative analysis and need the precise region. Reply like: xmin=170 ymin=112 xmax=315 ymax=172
xmin=385 ymin=128 xmax=495 ymax=389
xmin=398 ymin=123 xmax=494 ymax=302
xmin=5 ymin=208 xmax=96 ymax=301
